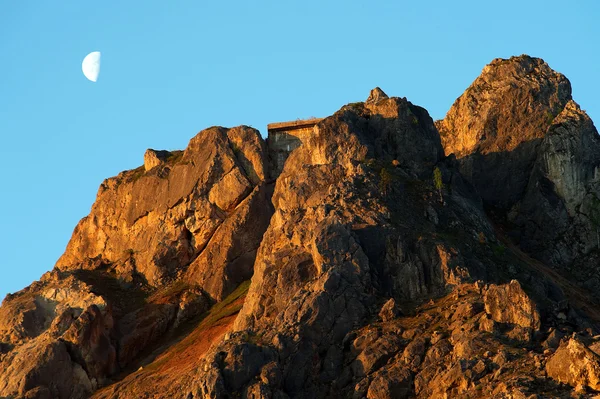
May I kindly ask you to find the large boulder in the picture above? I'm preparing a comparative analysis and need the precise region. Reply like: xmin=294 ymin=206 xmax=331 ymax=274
xmin=483 ymin=280 xmax=540 ymax=342
xmin=143 ymin=149 xmax=173 ymax=172
xmin=546 ymin=338 xmax=600 ymax=390
xmin=483 ymin=280 xmax=540 ymax=330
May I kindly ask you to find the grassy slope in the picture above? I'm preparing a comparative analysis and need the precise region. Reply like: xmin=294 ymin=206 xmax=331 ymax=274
xmin=93 ymin=280 xmax=251 ymax=398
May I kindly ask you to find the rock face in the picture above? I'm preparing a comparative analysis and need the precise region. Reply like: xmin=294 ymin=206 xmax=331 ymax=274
xmin=438 ymin=55 xmax=572 ymax=159
xmin=56 ymin=125 xmax=271 ymax=299
xmin=0 ymin=274 xmax=109 ymax=398
xmin=235 ymin=90 xmax=453 ymax=336
xmin=513 ymin=100 xmax=600 ymax=272
xmin=2 ymin=55 xmax=600 ymax=398
xmin=436 ymin=55 xmax=572 ymax=211
xmin=1 ymin=125 xmax=272 ymax=398
xmin=437 ymin=54 xmax=600 ymax=289
xmin=193 ymin=88 xmax=551 ymax=398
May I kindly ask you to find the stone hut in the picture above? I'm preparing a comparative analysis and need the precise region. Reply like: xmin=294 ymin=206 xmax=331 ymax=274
xmin=267 ymin=118 xmax=323 ymax=176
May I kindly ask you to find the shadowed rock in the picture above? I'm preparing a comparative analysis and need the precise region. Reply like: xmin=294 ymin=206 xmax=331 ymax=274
xmin=437 ymin=54 xmax=600 ymax=289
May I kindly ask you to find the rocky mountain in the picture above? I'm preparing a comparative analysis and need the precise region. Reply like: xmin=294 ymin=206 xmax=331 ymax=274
xmin=2 ymin=55 xmax=600 ymax=398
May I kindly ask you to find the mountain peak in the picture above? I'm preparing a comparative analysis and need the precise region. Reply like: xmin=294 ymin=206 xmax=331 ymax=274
xmin=438 ymin=54 xmax=572 ymax=158
xmin=366 ymin=87 xmax=389 ymax=104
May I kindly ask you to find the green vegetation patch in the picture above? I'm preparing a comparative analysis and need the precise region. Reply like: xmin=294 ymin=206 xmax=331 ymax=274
xmin=433 ymin=167 xmax=443 ymax=192
xmin=546 ymin=110 xmax=555 ymax=125
xmin=144 ymin=280 xmax=251 ymax=372
xmin=201 ymin=280 xmax=251 ymax=327
xmin=165 ymin=150 xmax=184 ymax=165
xmin=148 ymin=280 xmax=192 ymax=304
xmin=379 ymin=168 xmax=393 ymax=195
xmin=492 ymin=243 xmax=507 ymax=257
xmin=128 ymin=166 xmax=146 ymax=182
xmin=347 ymin=102 xmax=364 ymax=109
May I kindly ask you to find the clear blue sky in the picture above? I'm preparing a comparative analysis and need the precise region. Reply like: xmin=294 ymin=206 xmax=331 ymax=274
xmin=1 ymin=1 xmax=598 ymax=300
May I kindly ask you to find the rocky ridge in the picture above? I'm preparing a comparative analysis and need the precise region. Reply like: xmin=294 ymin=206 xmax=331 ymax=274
xmin=437 ymin=55 xmax=600 ymax=292
xmin=2 ymin=55 xmax=600 ymax=398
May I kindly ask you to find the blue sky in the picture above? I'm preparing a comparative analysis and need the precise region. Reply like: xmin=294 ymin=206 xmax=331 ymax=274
xmin=1 ymin=1 xmax=598 ymax=300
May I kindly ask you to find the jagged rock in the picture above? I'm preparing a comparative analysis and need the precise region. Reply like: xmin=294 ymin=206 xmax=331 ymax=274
xmin=56 ymin=125 xmax=270 ymax=293
xmin=379 ymin=298 xmax=401 ymax=321
xmin=185 ymin=183 xmax=274 ymax=301
xmin=401 ymin=336 xmax=427 ymax=370
xmin=437 ymin=55 xmax=600 ymax=290
xmin=61 ymin=305 xmax=117 ymax=383
xmin=542 ymin=328 xmax=565 ymax=350
xmin=0 ymin=336 xmax=92 ymax=399
xmin=438 ymin=55 xmax=571 ymax=159
xmin=366 ymin=364 xmax=412 ymax=399
xmin=437 ymin=55 xmax=565 ymax=207
xmin=196 ymin=338 xmax=277 ymax=398
xmin=117 ymin=303 xmax=177 ymax=368
xmin=0 ymin=274 xmax=107 ymax=344
xmin=422 ymin=338 xmax=452 ymax=368
xmin=423 ymin=359 xmax=473 ymax=398
xmin=483 ymin=280 xmax=541 ymax=337
xmin=143 ymin=149 xmax=172 ymax=171
xmin=452 ymin=332 xmax=483 ymax=360
xmin=451 ymin=301 xmax=484 ymax=322
xmin=511 ymin=100 xmax=600 ymax=269
xmin=365 ymin=87 xmax=389 ymax=104
xmin=352 ymin=332 xmax=404 ymax=377
xmin=478 ymin=314 xmax=497 ymax=334
xmin=546 ymin=338 xmax=600 ymax=390
xmin=208 ymin=167 xmax=253 ymax=211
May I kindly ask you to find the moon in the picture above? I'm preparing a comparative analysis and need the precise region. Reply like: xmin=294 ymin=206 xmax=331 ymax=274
xmin=82 ymin=51 xmax=101 ymax=82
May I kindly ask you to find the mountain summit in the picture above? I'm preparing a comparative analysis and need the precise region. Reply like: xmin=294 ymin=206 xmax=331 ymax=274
xmin=2 ymin=55 xmax=600 ymax=399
